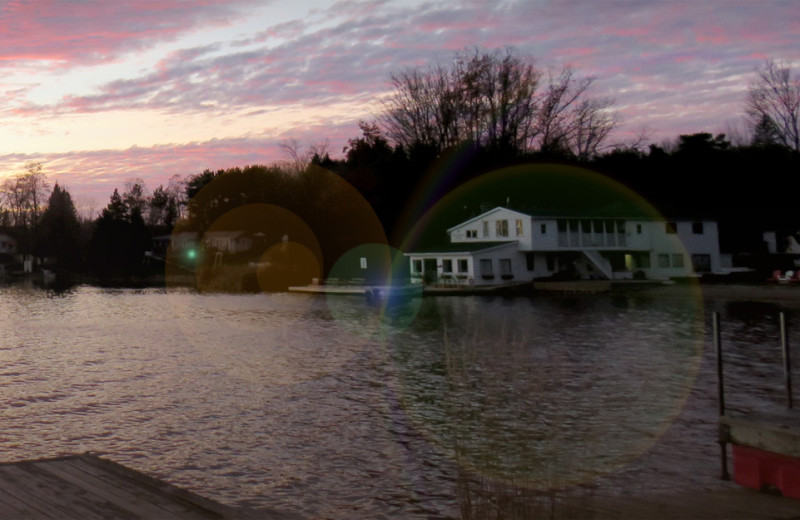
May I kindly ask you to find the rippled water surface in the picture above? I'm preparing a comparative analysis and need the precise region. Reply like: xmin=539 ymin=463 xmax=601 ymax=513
xmin=1 ymin=283 xmax=798 ymax=518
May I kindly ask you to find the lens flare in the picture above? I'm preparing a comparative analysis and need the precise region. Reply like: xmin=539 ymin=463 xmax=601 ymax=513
xmin=390 ymin=162 xmax=704 ymax=489
xmin=164 ymin=166 xmax=399 ymax=386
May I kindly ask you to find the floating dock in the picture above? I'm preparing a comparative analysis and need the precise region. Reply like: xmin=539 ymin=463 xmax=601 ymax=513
xmin=0 ymin=453 xmax=298 ymax=519
xmin=715 ymin=311 xmax=800 ymax=499
xmin=720 ymin=409 xmax=800 ymax=498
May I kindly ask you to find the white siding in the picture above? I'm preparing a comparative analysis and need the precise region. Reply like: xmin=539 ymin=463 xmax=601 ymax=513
xmin=410 ymin=207 xmax=724 ymax=285
xmin=449 ymin=207 xmax=531 ymax=245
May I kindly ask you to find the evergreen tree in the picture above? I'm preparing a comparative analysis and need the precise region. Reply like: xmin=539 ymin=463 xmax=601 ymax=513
xmin=38 ymin=183 xmax=82 ymax=270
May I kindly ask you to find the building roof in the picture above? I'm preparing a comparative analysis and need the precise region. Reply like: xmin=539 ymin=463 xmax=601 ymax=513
xmin=408 ymin=241 xmax=515 ymax=255
xmin=454 ymin=203 xmax=717 ymax=224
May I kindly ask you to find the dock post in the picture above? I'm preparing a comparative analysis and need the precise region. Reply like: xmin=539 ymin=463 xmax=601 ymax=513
xmin=780 ymin=312 xmax=793 ymax=409
xmin=713 ymin=311 xmax=730 ymax=480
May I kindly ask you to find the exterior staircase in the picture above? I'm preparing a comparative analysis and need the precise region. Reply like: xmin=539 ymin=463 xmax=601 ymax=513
xmin=582 ymin=249 xmax=613 ymax=279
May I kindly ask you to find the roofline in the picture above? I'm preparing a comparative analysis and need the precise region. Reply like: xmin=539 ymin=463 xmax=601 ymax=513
xmin=446 ymin=206 xmax=531 ymax=232
xmin=446 ymin=206 xmax=716 ymax=230
xmin=405 ymin=242 xmax=519 ymax=256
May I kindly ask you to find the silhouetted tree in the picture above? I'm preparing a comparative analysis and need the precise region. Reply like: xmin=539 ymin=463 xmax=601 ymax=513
xmin=752 ymin=114 xmax=781 ymax=147
xmin=0 ymin=161 xmax=50 ymax=256
xmin=379 ymin=47 xmax=620 ymax=158
xmin=746 ymin=59 xmax=800 ymax=151
xmin=38 ymin=183 xmax=82 ymax=270
xmin=148 ymin=175 xmax=185 ymax=229
xmin=89 ymin=187 xmax=150 ymax=276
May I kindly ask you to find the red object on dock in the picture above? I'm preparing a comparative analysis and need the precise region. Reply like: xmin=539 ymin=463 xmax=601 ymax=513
xmin=732 ymin=444 xmax=800 ymax=498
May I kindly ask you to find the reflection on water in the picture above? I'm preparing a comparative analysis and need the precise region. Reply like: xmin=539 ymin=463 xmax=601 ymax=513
xmin=0 ymin=284 xmax=797 ymax=518
xmin=392 ymin=294 xmax=704 ymax=490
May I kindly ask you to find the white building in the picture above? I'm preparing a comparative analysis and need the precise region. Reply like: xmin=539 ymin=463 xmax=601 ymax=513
xmin=406 ymin=206 xmax=723 ymax=287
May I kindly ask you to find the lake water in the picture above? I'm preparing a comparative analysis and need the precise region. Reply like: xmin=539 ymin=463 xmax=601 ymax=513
xmin=1 ymin=282 xmax=798 ymax=518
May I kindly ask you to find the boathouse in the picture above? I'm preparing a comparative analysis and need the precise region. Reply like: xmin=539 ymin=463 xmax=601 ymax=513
xmin=406 ymin=206 xmax=723 ymax=287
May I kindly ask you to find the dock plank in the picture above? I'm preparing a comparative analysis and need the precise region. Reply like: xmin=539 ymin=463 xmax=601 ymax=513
xmin=55 ymin=457 xmax=222 ymax=520
xmin=4 ymin=461 xmax=137 ymax=520
xmin=69 ymin=455 xmax=266 ymax=519
xmin=0 ymin=485 xmax=40 ymax=519
xmin=36 ymin=459 xmax=203 ymax=520
xmin=0 ymin=454 xmax=298 ymax=519
xmin=0 ymin=464 xmax=85 ymax=519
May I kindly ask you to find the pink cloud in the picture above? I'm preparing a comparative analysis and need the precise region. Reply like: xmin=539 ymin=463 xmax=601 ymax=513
xmin=0 ymin=121 xmax=360 ymax=210
xmin=694 ymin=26 xmax=730 ymax=45
xmin=0 ymin=0 xmax=258 ymax=67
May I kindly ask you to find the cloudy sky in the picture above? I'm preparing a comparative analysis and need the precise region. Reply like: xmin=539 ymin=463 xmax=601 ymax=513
xmin=0 ymin=0 xmax=798 ymax=210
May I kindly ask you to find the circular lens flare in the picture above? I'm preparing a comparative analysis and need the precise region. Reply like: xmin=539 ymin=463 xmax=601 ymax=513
xmin=390 ymin=162 xmax=704 ymax=489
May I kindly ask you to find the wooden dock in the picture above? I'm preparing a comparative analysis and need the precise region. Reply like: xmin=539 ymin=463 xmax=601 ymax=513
xmin=0 ymin=454 xmax=299 ymax=519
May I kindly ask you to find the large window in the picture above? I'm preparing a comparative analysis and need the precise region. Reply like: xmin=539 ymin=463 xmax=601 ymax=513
xmin=496 ymin=220 xmax=509 ymax=237
xmin=442 ymin=259 xmax=453 ymax=273
xmin=672 ymin=254 xmax=684 ymax=267
xmin=692 ymin=222 xmax=704 ymax=234
xmin=500 ymin=259 xmax=513 ymax=279
xmin=413 ymin=260 xmax=422 ymax=273
xmin=482 ymin=221 xmax=489 ymax=238
xmin=466 ymin=230 xmax=477 ymax=238
xmin=515 ymin=219 xmax=524 ymax=236
xmin=458 ymin=259 xmax=469 ymax=273
xmin=658 ymin=254 xmax=670 ymax=268
xmin=480 ymin=259 xmax=493 ymax=277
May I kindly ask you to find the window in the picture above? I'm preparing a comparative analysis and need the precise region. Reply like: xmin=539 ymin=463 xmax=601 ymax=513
xmin=413 ymin=260 xmax=422 ymax=273
xmin=496 ymin=220 xmax=509 ymax=237
xmin=442 ymin=259 xmax=452 ymax=273
xmin=692 ymin=222 xmax=704 ymax=234
xmin=672 ymin=254 xmax=684 ymax=267
xmin=360 ymin=257 xmax=368 ymax=269
xmin=515 ymin=219 xmax=524 ymax=236
xmin=466 ymin=229 xmax=477 ymax=238
xmin=665 ymin=222 xmax=677 ymax=234
xmin=540 ymin=223 xmax=547 ymax=234
xmin=636 ymin=224 xmax=642 ymax=234
xmin=482 ymin=221 xmax=489 ymax=238
xmin=480 ymin=259 xmax=493 ymax=277
xmin=458 ymin=259 xmax=468 ymax=273
xmin=500 ymin=259 xmax=513 ymax=279
xmin=526 ymin=253 xmax=535 ymax=271
xmin=658 ymin=254 xmax=670 ymax=268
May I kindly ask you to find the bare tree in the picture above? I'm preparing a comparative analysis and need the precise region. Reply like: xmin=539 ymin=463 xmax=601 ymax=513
xmin=535 ymin=67 xmax=596 ymax=154
xmin=1 ymin=175 xmax=28 ymax=227
xmin=571 ymin=96 xmax=622 ymax=160
xmin=23 ymin=162 xmax=49 ymax=233
xmin=0 ymin=161 xmax=50 ymax=256
xmin=379 ymin=48 xmax=542 ymax=153
xmin=379 ymin=68 xmax=443 ymax=151
xmin=279 ymin=138 xmax=330 ymax=174
xmin=378 ymin=47 xmax=618 ymax=157
xmin=746 ymin=59 xmax=800 ymax=151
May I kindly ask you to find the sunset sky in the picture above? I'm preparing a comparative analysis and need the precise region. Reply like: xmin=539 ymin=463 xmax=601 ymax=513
xmin=0 ymin=0 xmax=798 ymax=211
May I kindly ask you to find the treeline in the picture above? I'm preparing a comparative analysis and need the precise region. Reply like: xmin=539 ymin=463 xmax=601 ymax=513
xmin=1 ymin=48 xmax=798 ymax=282
xmin=2 ymin=128 xmax=797 ymax=282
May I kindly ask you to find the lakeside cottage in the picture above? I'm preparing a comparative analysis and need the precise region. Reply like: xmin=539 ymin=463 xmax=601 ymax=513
xmin=406 ymin=206 xmax=724 ymax=287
